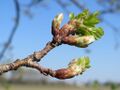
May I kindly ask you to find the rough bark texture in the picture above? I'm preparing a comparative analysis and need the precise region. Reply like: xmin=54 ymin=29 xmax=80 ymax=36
xmin=0 ymin=41 xmax=57 ymax=76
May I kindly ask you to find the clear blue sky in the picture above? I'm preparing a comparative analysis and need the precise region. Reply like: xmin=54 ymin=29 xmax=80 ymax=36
xmin=0 ymin=0 xmax=120 ymax=83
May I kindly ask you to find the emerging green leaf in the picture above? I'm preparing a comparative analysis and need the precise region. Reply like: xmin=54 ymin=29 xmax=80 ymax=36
xmin=75 ymin=35 xmax=95 ymax=47
xmin=52 ymin=13 xmax=64 ymax=30
xmin=83 ymin=11 xmax=100 ymax=27
xmin=68 ymin=56 xmax=90 ymax=75
xmin=75 ymin=9 xmax=89 ymax=20
xmin=92 ymin=27 xmax=104 ymax=40
xmin=69 ymin=13 xmax=75 ymax=20
xmin=68 ymin=10 xmax=104 ymax=47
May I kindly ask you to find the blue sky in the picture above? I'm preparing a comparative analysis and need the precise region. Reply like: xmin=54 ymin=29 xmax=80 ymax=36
xmin=0 ymin=0 xmax=120 ymax=83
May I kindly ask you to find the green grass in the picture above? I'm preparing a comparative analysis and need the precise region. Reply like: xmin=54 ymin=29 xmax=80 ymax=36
xmin=0 ymin=84 xmax=79 ymax=90
xmin=1 ymin=84 xmax=120 ymax=90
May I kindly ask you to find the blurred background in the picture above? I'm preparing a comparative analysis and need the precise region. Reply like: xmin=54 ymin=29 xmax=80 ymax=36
xmin=0 ymin=0 xmax=120 ymax=90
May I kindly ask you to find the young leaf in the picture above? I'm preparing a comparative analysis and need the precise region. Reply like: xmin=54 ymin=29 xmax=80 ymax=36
xmin=69 ymin=13 xmax=75 ymax=20
xmin=92 ymin=27 xmax=104 ymax=40
xmin=83 ymin=13 xmax=100 ymax=27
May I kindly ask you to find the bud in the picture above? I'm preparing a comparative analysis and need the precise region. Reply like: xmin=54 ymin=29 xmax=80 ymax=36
xmin=52 ymin=13 xmax=63 ymax=29
xmin=67 ymin=10 xmax=104 ymax=46
xmin=55 ymin=68 xmax=74 ymax=79
xmin=55 ymin=13 xmax=64 ymax=24
xmin=52 ymin=13 xmax=64 ymax=36
xmin=68 ymin=56 xmax=90 ymax=75
xmin=54 ymin=57 xmax=90 ymax=79
xmin=52 ymin=10 xmax=103 ymax=45
xmin=75 ymin=35 xmax=95 ymax=48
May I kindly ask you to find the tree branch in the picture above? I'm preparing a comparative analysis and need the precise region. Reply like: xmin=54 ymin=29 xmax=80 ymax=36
xmin=0 ymin=40 xmax=89 ymax=79
xmin=0 ymin=11 xmax=103 ymax=80
xmin=70 ymin=0 xmax=85 ymax=10
xmin=55 ymin=0 xmax=70 ymax=14
xmin=0 ymin=41 xmax=57 ymax=77
xmin=0 ymin=0 xmax=20 ymax=61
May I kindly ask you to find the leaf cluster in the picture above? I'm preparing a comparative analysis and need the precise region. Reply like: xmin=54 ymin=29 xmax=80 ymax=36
xmin=69 ymin=10 xmax=104 ymax=40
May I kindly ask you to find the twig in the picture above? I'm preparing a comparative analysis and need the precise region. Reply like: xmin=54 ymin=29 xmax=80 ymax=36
xmin=70 ymin=0 xmax=85 ymax=10
xmin=0 ymin=0 xmax=20 ymax=61
xmin=0 ymin=41 xmax=57 ymax=78
xmin=55 ymin=0 xmax=70 ymax=14
xmin=0 ymin=11 xmax=102 ymax=79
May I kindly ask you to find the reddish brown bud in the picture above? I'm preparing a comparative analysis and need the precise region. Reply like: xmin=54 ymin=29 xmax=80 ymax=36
xmin=52 ymin=13 xmax=63 ymax=36
xmin=62 ymin=35 xmax=77 ymax=45
xmin=55 ymin=68 xmax=74 ymax=79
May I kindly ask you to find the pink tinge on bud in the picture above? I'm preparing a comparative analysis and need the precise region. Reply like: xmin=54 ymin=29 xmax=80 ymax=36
xmin=55 ymin=68 xmax=74 ymax=79
xmin=52 ymin=13 xmax=64 ymax=36
xmin=75 ymin=35 xmax=95 ymax=47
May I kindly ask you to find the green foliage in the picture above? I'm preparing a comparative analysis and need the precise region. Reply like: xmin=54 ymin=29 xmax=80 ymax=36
xmin=77 ymin=56 xmax=90 ymax=69
xmin=68 ymin=56 xmax=90 ymax=75
xmin=69 ymin=10 xmax=104 ymax=40
xmin=0 ymin=80 xmax=11 ymax=90
xmin=69 ymin=13 xmax=75 ymax=20
xmin=83 ymin=11 xmax=100 ymax=27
